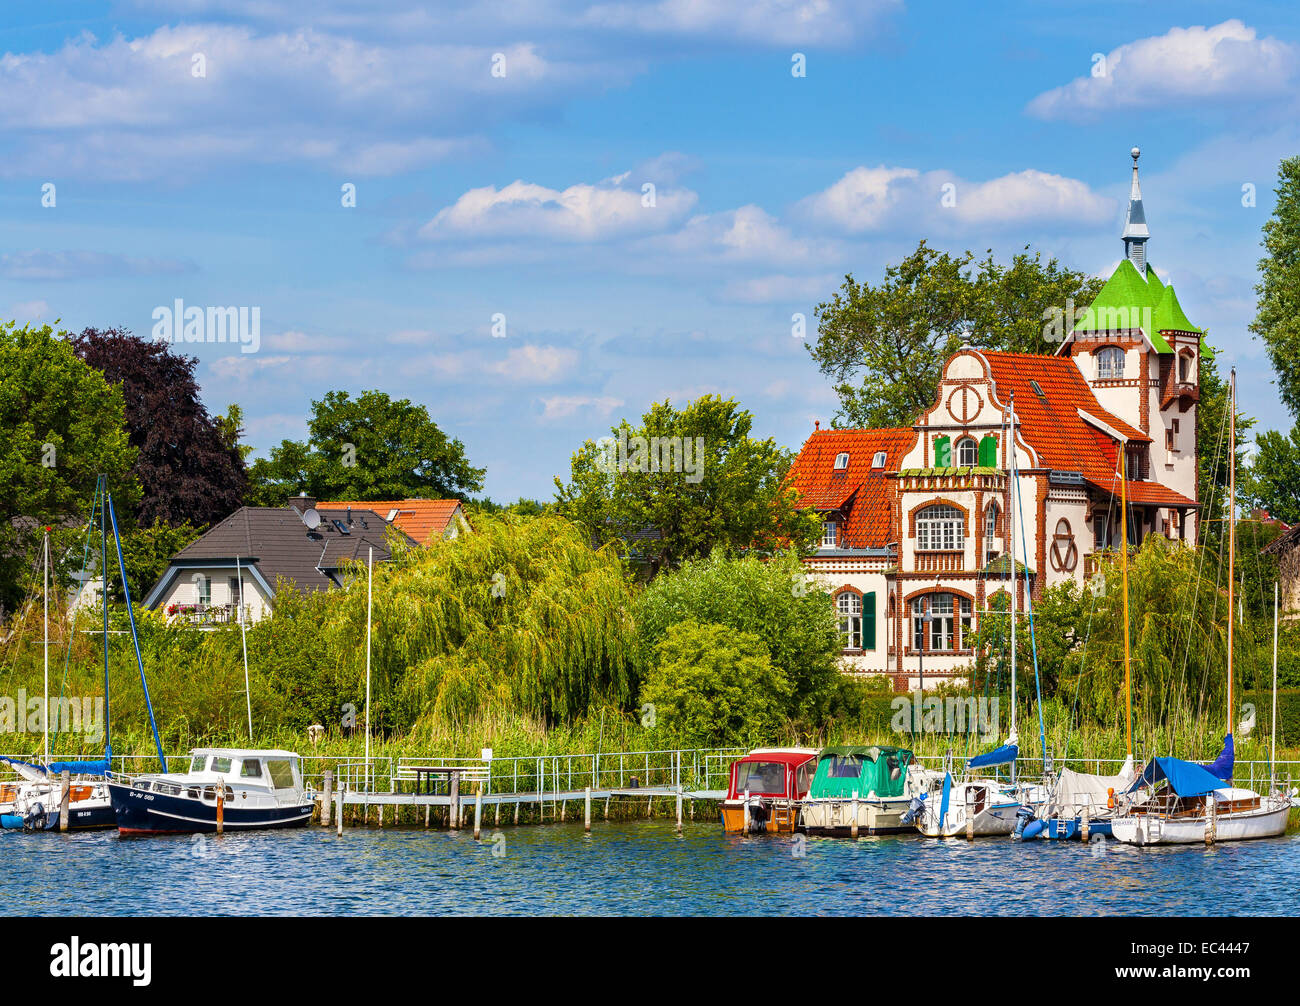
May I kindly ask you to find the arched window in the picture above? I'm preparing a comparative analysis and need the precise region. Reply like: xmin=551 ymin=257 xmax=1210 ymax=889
xmin=1179 ymin=352 xmax=1194 ymax=383
xmin=834 ymin=452 xmax=850 ymax=470
xmin=916 ymin=504 xmax=964 ymax=551
xmin=911 ymin=593 xmax=972 ymax=652
xmin=837 ymin=592 xmax=862 ymax=650
xmin=1097 ymin=346 xmax=1125 ymax=380
xmin=985 ymin=503 xmax=999 ymax=541
xmin=957 ymin=437 xmax=979 ymax=466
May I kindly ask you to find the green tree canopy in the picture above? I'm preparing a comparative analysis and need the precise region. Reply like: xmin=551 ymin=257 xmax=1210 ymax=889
xmin=246 ymin=389 xmax=485 ymax=506
xmin=1242 ymin=424 xmax=1300 ymax=526
xmin=322 ymin=513 xmax=637 ymax=732
xmin=554 ymin=395 xmax=817 ymax=572
xmin=809 ymin=241 xmax=1104 ymax=427
xmin=0 ymin=322 xmax=138 ymax=612
xmin=636 ymin=549 xmax=840 ymax=722
xmin=1250 ymin=156 xmax=1300 ymax=418
xmin=640 ymin=621 xmax=791 ymax=750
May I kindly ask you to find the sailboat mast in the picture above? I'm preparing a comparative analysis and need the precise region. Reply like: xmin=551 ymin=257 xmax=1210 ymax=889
xmin=1119 ymin=438 xmax=1131 ymax=758
xmin=1227 ymin=369 xmax=1236 ymax=736
xmin=100 ymin=477 xmax=110 ymax=763
xmin=1272 ymin=580 xmax=1278 ymax=792
xmin=43 ymin=527 xmax=50 ymax=767
xmin=1008 ymin=395 xmax=1017 ymax=741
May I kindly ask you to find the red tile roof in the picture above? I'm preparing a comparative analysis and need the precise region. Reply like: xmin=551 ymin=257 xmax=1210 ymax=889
xmin=319 ymin=499 xmax=464 ymax=543
xmin=788 ymin=427 xmax=916 ymax=548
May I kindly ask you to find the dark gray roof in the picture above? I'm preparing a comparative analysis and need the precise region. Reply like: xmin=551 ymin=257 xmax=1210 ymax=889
xmin=169 ymin=506 xmax=415 ymax=594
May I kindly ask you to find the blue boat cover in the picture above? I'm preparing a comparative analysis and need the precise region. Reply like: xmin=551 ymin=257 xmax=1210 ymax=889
xmin=1128 ymin=757 xmax=1227 ymax=798
xmin=45 ymin=758 xmax=110 ymax=776
xmin=1202 ymin=733 xmax=1234 ymax=781
xmin=968 ymin=744 xmax=1018 ymax=769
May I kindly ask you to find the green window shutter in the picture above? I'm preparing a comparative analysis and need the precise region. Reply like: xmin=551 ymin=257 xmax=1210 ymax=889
xmin=863 ymin=592 xmax=876 ymax=650
xmin=979 ymin=434 xmax=998 ymax=467
xmin=934 ymin=435 xmax=951 ymax=467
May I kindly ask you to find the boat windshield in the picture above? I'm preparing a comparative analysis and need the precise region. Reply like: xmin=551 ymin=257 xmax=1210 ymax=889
xmin=735 ymin=761 xmax=787 ymax=795
xmin=266 ymin=759 xmax=297 ymax=790
xmin=189 ymin=755 xmax=207 ymax=773
xmin=825 ymin=754 xmax=865 ymax=778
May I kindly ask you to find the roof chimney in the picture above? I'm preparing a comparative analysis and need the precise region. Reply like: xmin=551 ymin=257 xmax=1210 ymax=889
xmin=288 ymin=492 xmax=317 ymax=514
xmin=814 ymin=419 xmax=820 ymax=431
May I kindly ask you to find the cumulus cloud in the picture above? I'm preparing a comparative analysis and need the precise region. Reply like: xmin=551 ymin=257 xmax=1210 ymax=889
xmin=492 ymin=344 xmax=580 ymax=382
xmin=538 ymin=394 xmax=623 ymax=421
xmin=419 ymin=175 xmax=697 ymax=243
xmin=798 ymin=164 xmax=1113 ymax=232
xmin=1027 ymin=20 xmax=1298 ymax=120
xmin=580 ymin=0 xmax=900 ymax=46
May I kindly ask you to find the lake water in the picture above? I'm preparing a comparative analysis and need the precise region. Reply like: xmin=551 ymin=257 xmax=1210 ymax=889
xmin=5 ymin=821 xmax=1299 ymax=916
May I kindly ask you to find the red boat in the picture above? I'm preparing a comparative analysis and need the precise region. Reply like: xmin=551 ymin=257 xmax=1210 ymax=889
xmin=721 ymin=748 xmax=818 ymax=834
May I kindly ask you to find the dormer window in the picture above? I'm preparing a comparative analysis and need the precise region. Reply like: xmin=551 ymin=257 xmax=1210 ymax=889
xmin=821 ymin=521 xmax=838 ymax=548
xmin=956 ymin=437 xmax=978 ymax=466
xmin=1097 ymin=346 xmax=1125 ymax=380
xmin=872 ymin=451 xmax=886 ymax=469
xmin=834 ymin=452 xmax=850 ymax=470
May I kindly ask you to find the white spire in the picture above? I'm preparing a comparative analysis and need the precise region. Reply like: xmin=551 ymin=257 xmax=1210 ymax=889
xmin=1122 ymin=146 xmax=1149 ymax=271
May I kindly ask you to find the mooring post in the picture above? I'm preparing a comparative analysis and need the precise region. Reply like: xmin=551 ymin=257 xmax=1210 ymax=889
xmin=449 ymin=770 xmax=460 ymax=831
xmin=1080 ymin=806 xmax=1090 ymax=843
xmin=336 ymin=785 xmax=344 ymax=837
xmin=514 ymin=800 xmax=520 ymax=825
xmin=742 ymin=787 xmax=750 ymax=834
xmin=322 ymin=771 xmax=333 ymax=827
xmin=216 ymin=782 xmax=225 ymax=836
xmin=966 ymin=807 xmax=974 ymax=841
xmin=59 ymin=770 xmax=70 ymax=832
xmin=473 ymin=790 xmax=482 ymax=840
xmin=851 ymin=790 xmax=859 ymax=840
xmin=1206 ymin=797 xmax=1216 ymax=845
xmin=675 ymin=786 xmax=683 ymax=833
xmin=604 ymin=795 xmax=610 ymax=820
xmin=585 ymin=787 xmax=592 ymax=832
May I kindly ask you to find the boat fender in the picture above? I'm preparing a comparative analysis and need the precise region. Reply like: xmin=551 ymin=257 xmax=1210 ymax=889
xmin=1020 ymin=819 xmax=1046 ymax=841
xmin=1107 ymin=787 xmax=1114 ymax=810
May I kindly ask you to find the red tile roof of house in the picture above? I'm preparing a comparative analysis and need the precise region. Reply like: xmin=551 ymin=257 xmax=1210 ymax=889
xmin=319 ymin=499 xmax=464 ymax=543
xmin=788 ymin=427 xmax=916 ymax=548
xmin=980 ymin=351 xmax=1192 ymax=506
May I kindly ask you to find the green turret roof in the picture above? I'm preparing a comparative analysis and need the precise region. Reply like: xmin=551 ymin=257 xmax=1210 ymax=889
xmin=1152 ymin=283 xmax=1200 ymax=335
xmin=1071 ymin=257 xmax=1198 ymax=353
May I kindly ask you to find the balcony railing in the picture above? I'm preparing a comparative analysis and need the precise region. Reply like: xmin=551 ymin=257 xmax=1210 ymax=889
xmin=915 ymin=550 xmax=964 ymax=572
xmin=165 ymin=603 xmax=255 ymax=627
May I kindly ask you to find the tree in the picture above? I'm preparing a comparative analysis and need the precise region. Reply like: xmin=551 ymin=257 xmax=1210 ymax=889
xmin=636 ymin=549 xmax=840 ymax=721
xmin=71 ymin=327 xmax=247 ymax=528
xmin=809 ymin=241 xmax=1104 ymax=427
xmin=246 ymin=389 xmax=484 ymax=506
xmin=1250 ymin=156 xmax=1300 ymax=418
xmin=214 ymin=403 xmax=254 ymax=464
xmin=1242 ymin=424 xmax=1300 ymax=526
xmin=323 ymin=513 xmax=637 ymax=731
xmin=1196 ymin=340 xmax=1252 ymax=550
xmin=554 ymin=395 xmax=818 ymax=572
xmin=113 ymin=519 xmax=205 ymax=604
xmin=640 ymin=621 xmax=791 ymax=750
xmin=0 ymin=322 xmax=138 ymax=613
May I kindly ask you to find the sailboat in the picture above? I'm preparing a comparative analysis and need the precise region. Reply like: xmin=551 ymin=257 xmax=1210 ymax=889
xmin=1 ymin=495 xmax=116 ymax=831
xmin=1020 ymin=439 xmax=1139 ymax=841
xmin=909 ymin=394 xmax=1044 ymax=838
xmin=1110 ymin=369 xmax=1289 ymax=845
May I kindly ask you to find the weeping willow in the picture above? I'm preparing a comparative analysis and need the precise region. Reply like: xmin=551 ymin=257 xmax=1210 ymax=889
xmin=323 ymin=514 xmax=638 ymax=734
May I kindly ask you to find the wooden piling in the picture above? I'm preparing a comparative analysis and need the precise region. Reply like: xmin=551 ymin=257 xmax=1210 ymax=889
xmin=216 ymin=785 xmax=225 ymax=836
xmin=59 ymin=770 xmax=70 ymax=832
xmin=474 ymin=791 xmax=482 ymax=840
xmin=585 ymin=787 xmax=592 ymax=832
xmin=604 ymin=796 xmax=610 ymax=820
xmin=675 ymin=786 xmax=683 ymax=833
xmin=514 ymin=801 xmax=520 ymax=825
xmin=322 ymin=771 xmax=332 ymax=827
xmin=336 ymin=785 xmax=344 ymax=836
xmin=742 ymin=788 xmax=750 ymax=834
xmin=966 ymin=807 xmax=974 ymax=841
xmin=1080 ymin=806 xmax=1090 ymax=843
xmin=850 ymin=791 xmax=859 ymax=840
xmin=1206 ymin=797 xmax=1216 ymax=845
xmin=449 ymin=771 xmax=460 ymax=831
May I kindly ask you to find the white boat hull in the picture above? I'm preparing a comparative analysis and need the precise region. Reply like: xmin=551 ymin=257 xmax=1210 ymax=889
xmin=1111 ymin=801 xmax=1290 ymax=845
xmin=802 ymin=796 xmax=913 ymax=835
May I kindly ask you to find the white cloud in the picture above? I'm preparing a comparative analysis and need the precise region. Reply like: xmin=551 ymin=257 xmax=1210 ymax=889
xmin=420 ymin=175 xmax=697 ymax=242
xmin=1027 ymin=20 xmax=1298 ymax=120
xmin=797 ymin=165 xmax=919 ymax=230
xmin=492 ymin=344 xmax=579 ymax=382
xmin=718 ymin=272 xmax=839 ymax=304
xmin=538 ymin=394 xmax=623 ymax=421
xmin=10 ymin=299 xmax=50 ymax=321
xmin=580 ymin=0 xmax=899 ymax=46
xmin=949 ymin=170 xmax=1114 ymax=226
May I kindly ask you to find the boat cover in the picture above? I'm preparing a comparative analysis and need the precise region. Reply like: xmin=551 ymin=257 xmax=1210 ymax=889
xmin=1128 ymin=757 xmax=1229 ymax=798
xmin=46 ymin=758 xmax=110 ymax=776
xmin=807 ymin=745 xmax=914 ymax=799
xmin=968 ymin=743 xmax=1017 ymax=769
xmin=1203 ymin=733 xmax=1233 ymax=781
xmin=0 ymin=756 xmax=47 ymax=781
xmin=1043 ymin=756 xmax=1134 ymax=817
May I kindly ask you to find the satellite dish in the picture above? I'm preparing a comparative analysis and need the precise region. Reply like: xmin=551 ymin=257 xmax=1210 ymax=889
xmin=302 ymin=508 xmax=321 ymax=530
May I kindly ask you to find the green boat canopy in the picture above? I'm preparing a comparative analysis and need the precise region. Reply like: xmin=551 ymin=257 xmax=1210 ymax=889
xmin=806 ymin=745 xmax=914 ymax=799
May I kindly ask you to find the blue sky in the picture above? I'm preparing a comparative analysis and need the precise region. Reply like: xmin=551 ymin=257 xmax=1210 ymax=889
xmin=3 ymin=1 xmax=1298 ymax=501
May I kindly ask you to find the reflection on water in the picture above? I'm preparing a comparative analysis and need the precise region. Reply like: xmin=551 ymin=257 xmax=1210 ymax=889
xmin=4 ymin=821 xmax=1298 ymax=916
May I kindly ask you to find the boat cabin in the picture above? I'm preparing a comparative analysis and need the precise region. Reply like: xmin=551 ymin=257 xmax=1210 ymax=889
xmin=726 ymin=748 xmax=818 ymax=801
xmin=806 ymin=745 xmax=915 ymax=800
